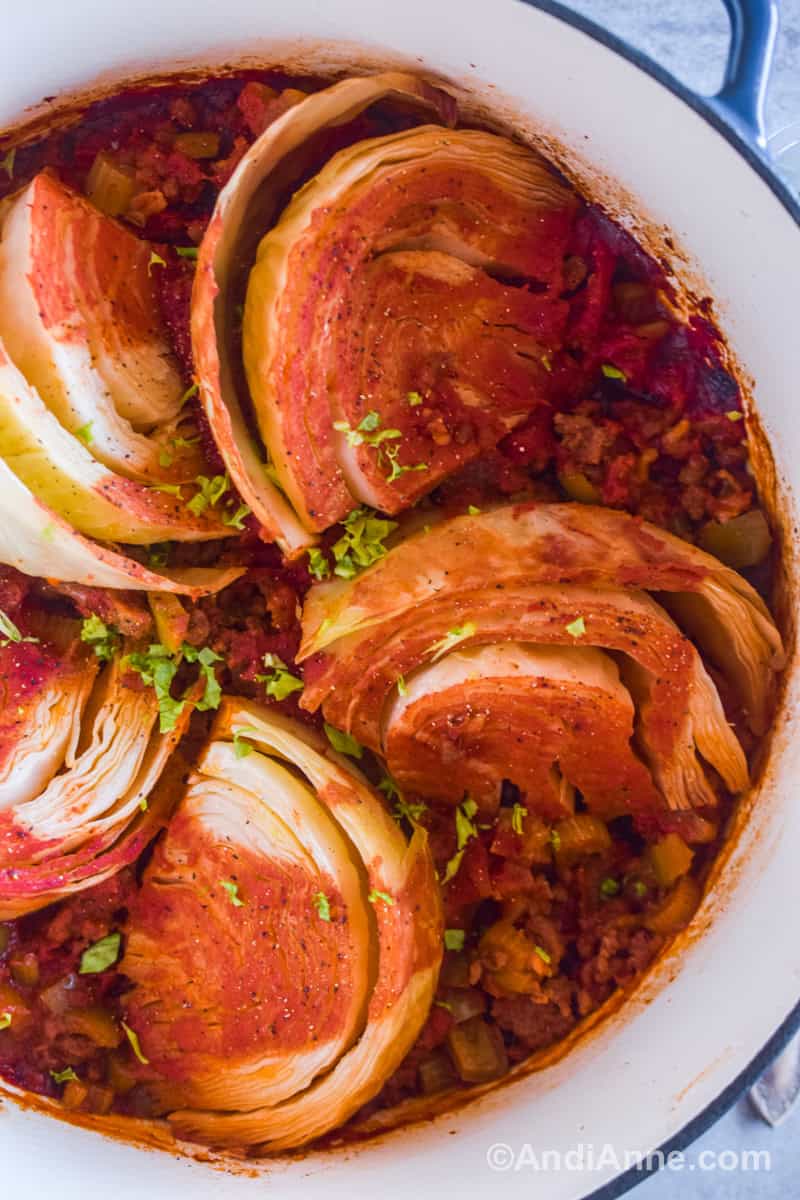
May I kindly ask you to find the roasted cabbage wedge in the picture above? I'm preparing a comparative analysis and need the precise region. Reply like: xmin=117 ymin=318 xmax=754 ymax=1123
xmin=0 ymin=172 xmax=204 ymax=485
xmin=194 ymin=71 xmax=466 ymax=554
xmin=299 ymin=503 xmax=783 ymax=835
xmin=0 ymin=452 xmax=244 ymax=597
xmin=121 ymin=700 xmax=442 ymax=1151
xmin=0 ymin=622 xmax=195 ymax=918
xmin=244 ymin=127 xmax=576 ymax=529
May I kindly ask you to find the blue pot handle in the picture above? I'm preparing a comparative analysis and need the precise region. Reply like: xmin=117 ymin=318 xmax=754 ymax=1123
xmin=710 ymin=0 xmax=779 ymax=148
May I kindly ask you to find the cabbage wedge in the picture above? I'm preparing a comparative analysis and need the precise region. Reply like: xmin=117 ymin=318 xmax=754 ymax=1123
xmin=299 ymin=504 xmax=780 ymax=836
xmin=244 ymin=127 xmax=576 ymax=529
xmin=192 ymin=72 xmax=461 ymax=554
xmin=0 ymin=626 xmax=195 ymax=918
xmin=0 ymin=452 xmax=244 ymax=597
xmin=0 ymin=172 xmax=204 ymax=485
xmin=121 ymin=700 xmax=442 ymax=1152
xmin=0 ymin=335 xmax=230 ymax=545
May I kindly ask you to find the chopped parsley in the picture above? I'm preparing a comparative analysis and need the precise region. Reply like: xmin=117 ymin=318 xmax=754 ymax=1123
xmin=726 ymin=410 xmax=744 ymax=422
xmin=407 ymin=391 xmax=423 ymax=407
xmin=368 ymin=888 xmax=395 ymax=907
xmin=442 ymin=797 xmax=478 ymax=884
xmin=180 ymin=382 xmax=199 ymax=406
xmin=632 ymin=880 xmax=648 ymax=899
xmin=182 ymin=643 xmax=222 ymax=712
xmin=151 ymin=482 xmax=183 ymax=498
xmin=121 ymin=1021 xmax=149 ymax=1065
xmin=176 ymin=246 xmax=199 ymax=260
xmin=256 ymin=653 xmax=304 ymax=702
xmin=0 ymin=608 xmax=39 ymax=648
xmin=147 ymin=543 xmax=170 ymax=569
xmin=534 ymin=945 xmax=552 ymax=964
xmin=467 ymin=505 xmax=481 ymax=516
xmin=80 ymin=615 xmax=119 ymax=662
xmin=511 ymin=803 xmax=528 ymax=835
xmin=383 ymin=443 xmax=429 ymax=483
xmin=313 ymin=891 xmax=331 ymax=921
xmin=79 ymin=932 xmax=121 ymax=975
xmin=232 ymin=727 xmax=258 ymax=759
xmin=74 ymin=421 xmax=94 ymax=445
xmin=223 ymin=503 xmax=251 ymax=530
xmin=378 ymin=773 xmax=401 ymax=803
xmin=307 ymin=547 xmax=331 ymax=580
xmin=0 ymin=148 xmax=16 ymax=179
xmin=158 ymin=448 xmax=173 ymax=468
xmin=51 ymin=1068 xmax=79 ymax=1084
xmin=600 ymin=877 xmax=620 ymax=898
xmin=333 ymin=410 xmax=402 ymax=450
xmin=549 ymin=828 xmax=562 ymax=853
xmin=125 ymin=641 xmax=221 ymax=732
xmin=221 ymin=880 xmax=245 ymax=907
xmin=396 ymin=675 xmax=407 ymax=696
xmin=324 ymin=722 xmax=363 ymax=759
xmin=393 ymin=797 xmax=428 ymax=824
xmin=601 ymin=363 xmax=626 ymax=382
xmin=331 ymin=507 xmax=398 ymax=580
xmin=566 ymin=616 xmax=586 ymax=639
xmin=187 ymin=473 xmax=229 ymax=516
xmin=0 ymin=1012 xmax=11 ymax=1031
xmin=429 ymin=622 xmax=477 ymax=662
xmin=444 ymin=928 xmax=465 ymax=952
xmin=147 ymin=251 xmax=167 ymax=276
xmin=434 ymin=999 xmax=453 ymax=1012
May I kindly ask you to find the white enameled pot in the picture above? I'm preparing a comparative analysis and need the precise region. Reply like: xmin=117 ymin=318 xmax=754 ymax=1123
xmin=1 ymin=2 xmax=798 ymax=1198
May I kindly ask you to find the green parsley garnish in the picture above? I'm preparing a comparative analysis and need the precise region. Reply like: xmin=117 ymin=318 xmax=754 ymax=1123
xmin=187 ymin=473 xmax=229 ymax=516
xmin=429 ymin=622 xmax=477 ymax=662
xmin=600 ymin=877 xmax=620 ymax=898
xmin=79 ymin=932 xmax=121 ymax=975
xmin=444 ymin=929 xmax=465 ymax=952
xmin=180 ymin=382 xmax=199 ymax=406
xmin=0 ymin=1012 xmax=11 ymax=1031
xmin=223 ymin=503 xmax=251 ymax=530
xmin=331 ymin=507 xmax=398 ymax=580
xmin=1 ymin=148 xmax=16 ymax=179
xmin=434 ymin=999 xmax=453 ymax=1012
xmin=158 ymin=448 xmax=174 ymax=468
xmin=393 ymin=797 xmax=428 ymax=824
xmin=221 ymin=880 xmax=245 ymax=907
xmin=313 ymin=892 xmax=331 ymax=921
xmin=182 ymin=643 xmax=222 ymax=711
xmin=407 ymin=391 xmax=423 ymax=407
xmin=175 ymin=246 xmax=199 ymax=260
xmin=601 ymin=363 xmax=626 ymax=382
xmin=511 ymin=803 xmax=528 ymax=835
xmin=51 ymin=1068 xmax=79 ymax=1084
xmin=383 ymin=443 xmax=429 ymax=483
xmin=80 ymin=615 xmax=119 ymax=663
xmin=726 ymin=410 xmax=744 ymax=422
xmin=396 ymin=675 xmax=407 ymax=696
xmin=467 ymin=505 xmax=481 ymax=516
xmin=324 ymin=723 xmax=363 ymax=759
xmin=442 ymin=798 xmax=478 ymax=884
xmin=147 ymin=543 xmax=170 ymax=569
xmin=151 ymin=482 xmax=183 ymax=497
xmin=566 ymin=616 xmax=586 ymax=638
xmin=232 ymin=726 xmax=258 ymax=759
xmin=147 ymin=251 xmax=167 ymax=276
xmin=74 ymin=421 xmax=94 ymax=445
xmin=307 ymin=547 xmax=331 ymax=580
xmin=121 ymin=1021 xmax=149 ymax=1065
xmin=549 ymin=828 xmax=562 ymax=853
xmin=378 ymin=774 xmax=402 ymax=803
xmin=255 ymin=653 xmax=304 ymax=702
xmin=534 ymin=945 xmax=552 ymax=964
xmin=632 ymin=880 xmax=648 ymax=899
xmin=368 ymin=888 xmax=395 ymax=907
xmin=125 ymin=641 xmax=221 ymax=732
xmin=333 ymin=410 xmax=402 ymax=450
xmin=0 ymin=608 xmax=39 ymax=648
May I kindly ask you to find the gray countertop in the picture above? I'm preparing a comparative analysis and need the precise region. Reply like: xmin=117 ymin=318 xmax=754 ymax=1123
xmin=560 ymin=6 xmax=799 ymax=1196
